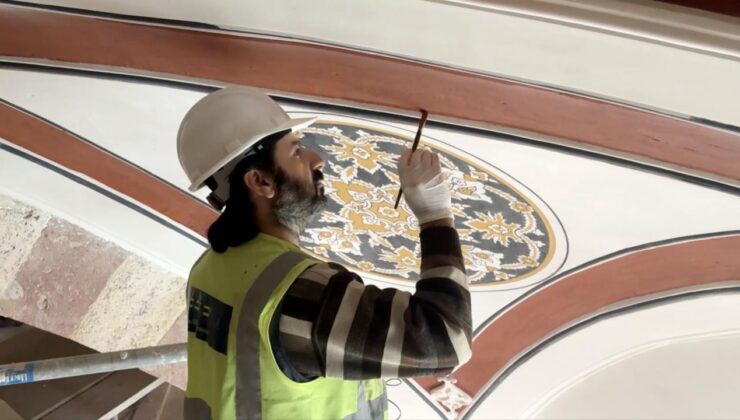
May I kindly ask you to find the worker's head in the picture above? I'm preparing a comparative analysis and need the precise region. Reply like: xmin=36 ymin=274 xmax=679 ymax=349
xmin=206 ymin=129 xmax=327 ymax=252
xmin=177 ymin=86 xmax=325 ymax=253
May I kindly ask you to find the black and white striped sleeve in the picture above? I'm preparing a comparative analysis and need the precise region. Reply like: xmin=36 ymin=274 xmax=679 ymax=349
xmin=278 ymin=226 xmax=472 ymax=379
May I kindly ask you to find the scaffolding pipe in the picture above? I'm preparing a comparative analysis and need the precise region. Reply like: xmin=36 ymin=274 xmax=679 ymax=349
xmin=0 ymin=343 xmax=186 ymax=386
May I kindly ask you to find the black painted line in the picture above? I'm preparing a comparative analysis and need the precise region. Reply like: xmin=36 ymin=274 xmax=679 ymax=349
xmin=2 ymin=60 xmax=737 ymax=196
xmin=690 ymin=116 xmax=740 ymax=136
xmin=463 ymin=287 xmax=740 ymax=419
xmin=473 ymin=229 xmax=740 ymax=336
xmin=0 ymin=61 xmax=218 ymax=93
xmin=0 ymin=142 xmax=208 ymax=247
xmin=0 ymin=0 xmax=220 ymax=30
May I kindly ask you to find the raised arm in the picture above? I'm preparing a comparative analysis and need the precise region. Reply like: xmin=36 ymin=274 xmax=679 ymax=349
xmin=277 ymin=148 xmax=472 ymax=379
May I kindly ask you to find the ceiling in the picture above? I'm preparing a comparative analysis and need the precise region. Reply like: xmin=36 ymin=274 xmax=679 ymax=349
xmin=1 ymin=1 xmax=739 ymax=418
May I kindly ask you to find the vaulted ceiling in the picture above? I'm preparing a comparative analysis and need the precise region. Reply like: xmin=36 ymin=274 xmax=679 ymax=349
xmin=1 ymin=1 xmax=739 ymax=418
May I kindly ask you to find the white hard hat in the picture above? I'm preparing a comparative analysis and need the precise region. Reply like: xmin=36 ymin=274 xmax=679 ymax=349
xmin=177 ymin=86 xmax=316 ymax=206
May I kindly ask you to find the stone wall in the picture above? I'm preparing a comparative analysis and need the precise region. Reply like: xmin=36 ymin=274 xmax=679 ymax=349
xmin=0 ymin=194 xmax=187 ymax=388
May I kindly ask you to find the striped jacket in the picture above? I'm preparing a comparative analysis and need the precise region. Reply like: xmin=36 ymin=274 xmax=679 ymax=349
xmin=275 ymin=226 xmax=472 ymax=380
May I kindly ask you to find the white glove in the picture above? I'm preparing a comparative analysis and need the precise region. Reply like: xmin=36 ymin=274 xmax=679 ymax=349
xmin=398 ymin=148 xmax=453 ymax=225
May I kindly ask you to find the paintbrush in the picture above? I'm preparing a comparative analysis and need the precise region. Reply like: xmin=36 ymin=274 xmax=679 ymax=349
xmin=394 ymin=109 xmax=429 ymax=210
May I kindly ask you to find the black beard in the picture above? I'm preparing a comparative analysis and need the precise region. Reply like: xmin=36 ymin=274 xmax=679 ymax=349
xmin=273 ymin=168 xmax=328 ymax=235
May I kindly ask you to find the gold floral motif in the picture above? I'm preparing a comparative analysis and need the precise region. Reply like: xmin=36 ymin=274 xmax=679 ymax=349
xmin=297 ymin=122 xmax=555 ymax=285
xmin=461 ymin=245 xmax=504 ymax=282
xmin=304 ymin=226 xmax=362 ymax=256
xmin=517 ymin=255 xmax=538 ymax=267
xmin=318 ymin=128 xmax=397 ymax=173
xmin=464 ymin=212 xmax=522 ymax=247
xmin=510 ymin=201 xmax=533 ymax=213
xmin=357 ymin=261 xmax=376 ymax=272
xmin=379 ymin=246 xmax=420 ymax=272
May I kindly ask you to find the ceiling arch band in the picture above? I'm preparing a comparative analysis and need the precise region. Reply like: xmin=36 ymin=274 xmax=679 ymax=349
xmin=1 ymin=4 xmax=739 ymax=188
xmin=413 ymin=232 xmax=740 ymax=416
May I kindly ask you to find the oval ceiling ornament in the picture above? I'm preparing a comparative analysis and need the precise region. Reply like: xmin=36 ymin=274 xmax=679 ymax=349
xmin=294 ymin=113 xmax=567 ymax=290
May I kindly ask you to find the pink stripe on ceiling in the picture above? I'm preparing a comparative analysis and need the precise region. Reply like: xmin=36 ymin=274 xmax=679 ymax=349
xmin=0 ymin=103 xmax=217 ymax=237
xmin=414 ymin=234 xmax=740 ymax=411
xmin=0 ymin=6 xmax=739 ymax=183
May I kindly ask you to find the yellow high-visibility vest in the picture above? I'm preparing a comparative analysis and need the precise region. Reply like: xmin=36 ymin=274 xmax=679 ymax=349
xmin=184 ymin=233 xmax=387 ymax=419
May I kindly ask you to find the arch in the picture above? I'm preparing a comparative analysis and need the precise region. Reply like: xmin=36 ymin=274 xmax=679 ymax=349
xmin=411 ymin=233 xmax=740 ymax=417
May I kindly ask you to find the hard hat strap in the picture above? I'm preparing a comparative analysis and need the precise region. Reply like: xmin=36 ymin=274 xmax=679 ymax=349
xmin=204 ymin=129 xmax=290 ymax=211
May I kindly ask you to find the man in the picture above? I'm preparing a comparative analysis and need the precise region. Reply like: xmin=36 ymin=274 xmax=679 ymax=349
xmin=178 ymin=86 xmax=472 ymax=419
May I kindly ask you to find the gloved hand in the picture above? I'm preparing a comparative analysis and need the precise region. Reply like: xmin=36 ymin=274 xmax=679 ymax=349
xmin=397 ymin=148 xmax=453 ymax=225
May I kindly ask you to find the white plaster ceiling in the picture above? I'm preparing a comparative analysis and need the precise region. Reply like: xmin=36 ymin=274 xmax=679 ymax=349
xmin=2 ymin=2 xmax=740 ymax=418
xmin=478 ymin=291 xmax=740 ymax=419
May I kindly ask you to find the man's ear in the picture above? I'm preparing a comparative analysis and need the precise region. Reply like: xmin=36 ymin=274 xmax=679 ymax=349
xmin=244 ymin=169 xmax=276 ymax=199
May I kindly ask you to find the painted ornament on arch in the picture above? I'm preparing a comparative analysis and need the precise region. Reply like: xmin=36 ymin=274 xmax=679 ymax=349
xmin=295 ymin=116 xmax=566 ymax=289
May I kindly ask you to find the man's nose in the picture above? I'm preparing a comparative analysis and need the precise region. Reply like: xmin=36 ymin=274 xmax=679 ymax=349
xmin=309 ymin=149 xmax=325 ymax=171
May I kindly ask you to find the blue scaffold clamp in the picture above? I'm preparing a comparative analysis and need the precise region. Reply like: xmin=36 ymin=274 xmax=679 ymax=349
xmin=0 ymin=363 xmax=34 ymax=386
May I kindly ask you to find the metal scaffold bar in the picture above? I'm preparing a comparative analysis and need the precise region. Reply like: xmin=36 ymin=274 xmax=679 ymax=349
xmin=0 ymin=343 xmax=186 ymax=386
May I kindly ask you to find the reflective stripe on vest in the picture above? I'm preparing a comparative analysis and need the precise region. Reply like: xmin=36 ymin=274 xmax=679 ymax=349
xmin=235 ymin=251 xmax=306 ymax=420
xmin=343 ymin=381 xmax=388 ymax=420
xmin=185 ymin=236 xmax=387 ymax=420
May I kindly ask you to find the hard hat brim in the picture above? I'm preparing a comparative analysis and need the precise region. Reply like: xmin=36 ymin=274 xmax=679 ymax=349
xmin=187 ymin=116 xmax=317 ymax=192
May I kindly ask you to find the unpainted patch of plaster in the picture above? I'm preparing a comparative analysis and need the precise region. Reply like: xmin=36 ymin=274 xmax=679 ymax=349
xmin=71 ymin=254 xmax=186 ymax=352
xmin=0 ymin=194 xmax=50 ymax=297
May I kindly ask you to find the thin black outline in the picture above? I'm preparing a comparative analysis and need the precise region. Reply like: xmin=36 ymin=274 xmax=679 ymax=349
xmin=2 ymin=61 xmax=737 ymax=196
xmin=473 ymin=229 xmax=740 ymax=336
xmin=463 ymin=287 xmax=740 ymax=419
xmin=0 ymin=142 xmax=208 ymax=247
xmin=0 ymin=0 xmax=221 ymax=30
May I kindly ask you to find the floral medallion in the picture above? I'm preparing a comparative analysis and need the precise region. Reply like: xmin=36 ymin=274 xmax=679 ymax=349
xmin=295 ymin=115 xmax=566 ymax=289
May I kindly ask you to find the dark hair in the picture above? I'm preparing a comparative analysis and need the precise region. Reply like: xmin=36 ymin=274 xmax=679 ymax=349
xmin=207 ymin=130 xmax=288 ymax=253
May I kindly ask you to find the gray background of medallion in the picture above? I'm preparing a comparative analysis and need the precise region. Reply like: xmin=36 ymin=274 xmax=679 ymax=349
xmin=298 ymin=122 xmax=552 ymax=284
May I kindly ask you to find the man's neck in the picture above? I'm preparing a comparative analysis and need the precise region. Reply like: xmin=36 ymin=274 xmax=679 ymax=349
xmin=253 ymin=201 xmax=300 ymax=246
xmin=259 ymin=223 xmax=299 ymax=246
